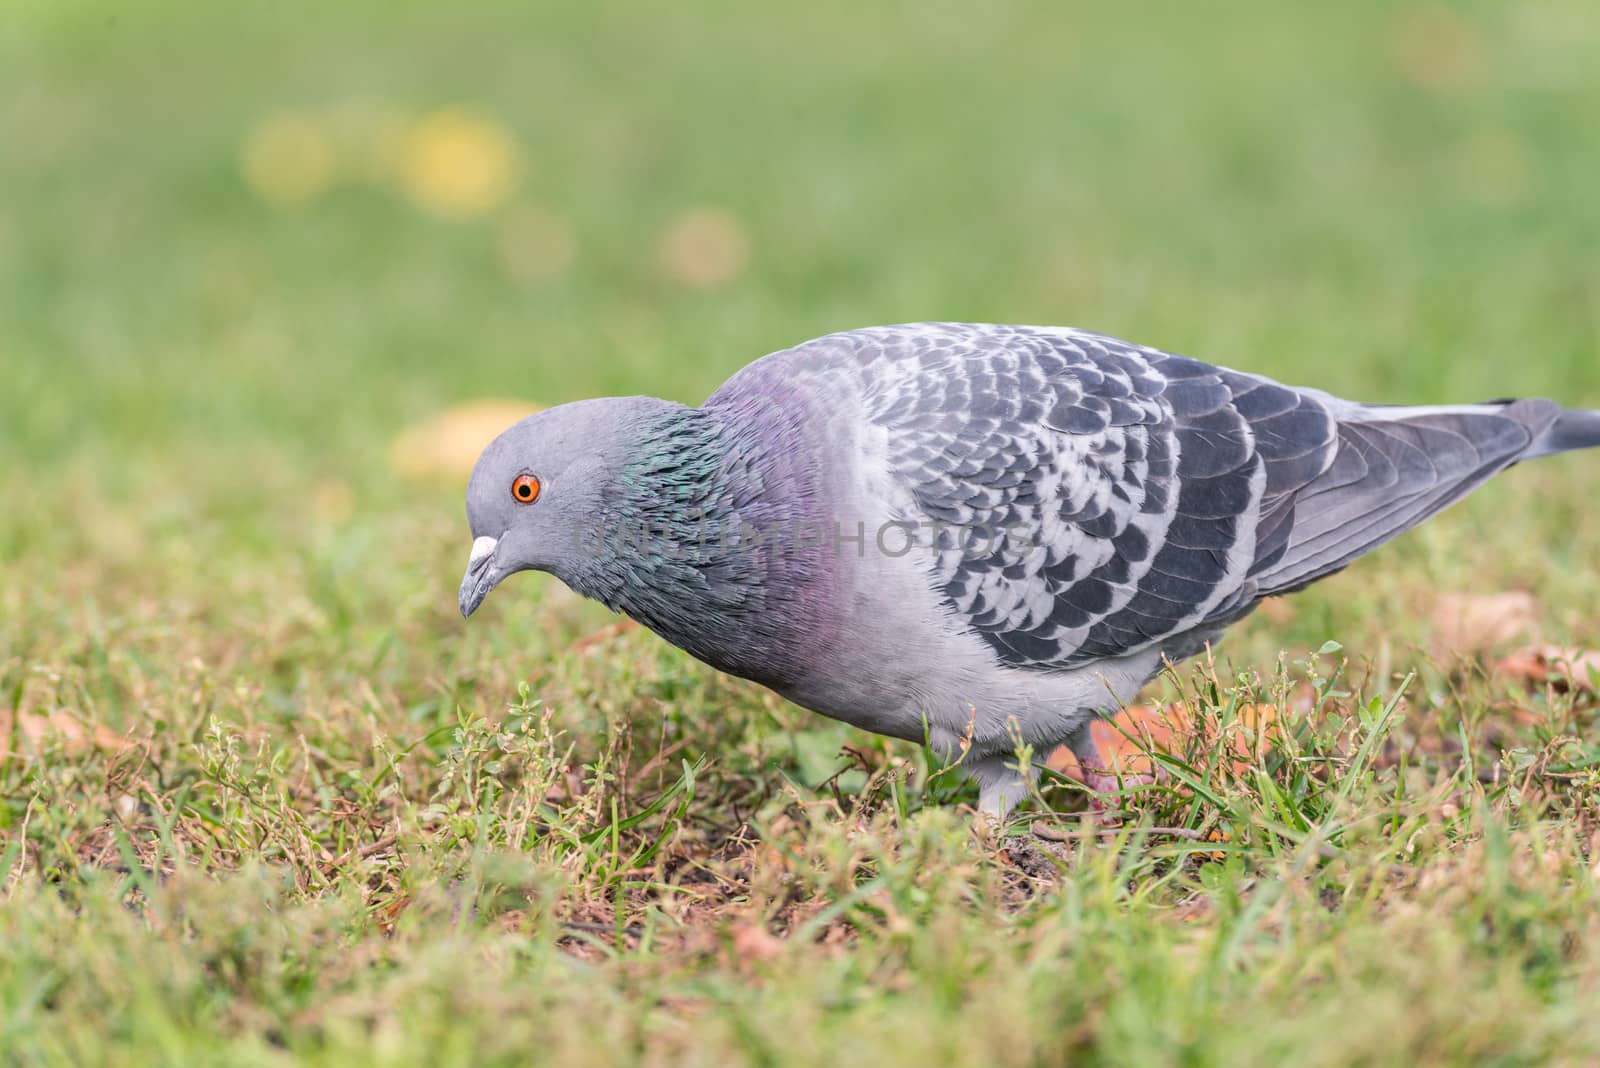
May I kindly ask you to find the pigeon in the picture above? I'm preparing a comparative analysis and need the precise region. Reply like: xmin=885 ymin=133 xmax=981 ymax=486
xmin=459 ymin=323 xmax=1600 ymax=815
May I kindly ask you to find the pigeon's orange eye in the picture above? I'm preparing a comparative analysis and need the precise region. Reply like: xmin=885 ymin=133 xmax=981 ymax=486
xmin=511 ymin=474 xmax=541 ymax=504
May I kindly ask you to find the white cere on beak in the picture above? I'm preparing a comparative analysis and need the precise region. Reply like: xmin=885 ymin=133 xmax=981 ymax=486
xmin=469 ymin=536 xmax=499 ymax=566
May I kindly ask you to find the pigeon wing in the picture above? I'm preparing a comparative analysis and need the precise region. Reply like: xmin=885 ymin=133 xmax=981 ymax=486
xmin=828 ymin=323 xmax=1551 ymax=671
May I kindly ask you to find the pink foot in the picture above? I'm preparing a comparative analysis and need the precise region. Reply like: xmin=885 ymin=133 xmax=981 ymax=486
xmin=1079 ymin=765 xmax=1157 ymax=822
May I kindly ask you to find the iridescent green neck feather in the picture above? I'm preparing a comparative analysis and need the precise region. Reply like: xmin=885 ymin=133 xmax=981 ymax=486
xmin=565 ymin=403 xmax=827 ymax=689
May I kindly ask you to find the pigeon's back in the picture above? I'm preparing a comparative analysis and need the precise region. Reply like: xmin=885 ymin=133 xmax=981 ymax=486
xmin=713 ymin=323 xmax=1600 ymax=675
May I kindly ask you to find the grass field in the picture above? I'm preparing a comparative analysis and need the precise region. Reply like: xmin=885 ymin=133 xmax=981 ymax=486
xmin=5 ymin=1 xmax=1600 ymax=1063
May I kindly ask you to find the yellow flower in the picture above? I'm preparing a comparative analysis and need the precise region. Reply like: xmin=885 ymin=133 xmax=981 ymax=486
xmin=397 ymin=107 xmax=520 ymax=219
xmin=240 ymin=112 xmax=336 ymax=209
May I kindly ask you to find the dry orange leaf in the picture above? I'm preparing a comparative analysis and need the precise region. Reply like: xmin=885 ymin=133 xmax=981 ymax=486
xmin=730 ymin=923 xmax=784 ymax=965
xmin=0 ymin=707 xmax=127 ymax=763
xmin=1494 ymin=646 xmax=1600 ymax=695
xmin=1048 ymin=701 xmax=1285 ymax=781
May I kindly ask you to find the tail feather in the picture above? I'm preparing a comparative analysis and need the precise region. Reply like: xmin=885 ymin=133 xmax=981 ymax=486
xmin=1527 ymin=406 xmax=1600 ymax=460
xmin=1248 ymin=396 xmax=1593 ymax=598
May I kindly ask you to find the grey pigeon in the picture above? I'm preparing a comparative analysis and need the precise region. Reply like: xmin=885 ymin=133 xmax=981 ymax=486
xmin=459 ymin=323 xmax=1600 ymax=815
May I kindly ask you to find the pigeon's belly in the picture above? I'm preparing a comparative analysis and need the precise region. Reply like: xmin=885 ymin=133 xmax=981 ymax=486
xmin=725 ymin=389 xmax=1164 ymax=757
xmin=772 ymin=523 xmax=1164 ymax=759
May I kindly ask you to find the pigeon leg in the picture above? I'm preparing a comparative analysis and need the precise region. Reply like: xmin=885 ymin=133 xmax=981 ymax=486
xmin=970 ymin=754 xmax=1034 ymax=819
xmin=1066 ymin=723 xmax=1155 ymax=811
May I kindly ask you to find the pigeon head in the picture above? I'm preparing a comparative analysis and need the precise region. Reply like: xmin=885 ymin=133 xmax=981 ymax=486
xmin=458 ymin=396 xmax=671 ymax=617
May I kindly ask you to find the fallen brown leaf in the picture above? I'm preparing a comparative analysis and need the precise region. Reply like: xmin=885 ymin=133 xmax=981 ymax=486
xmin=656 ymin=207 xmax=749 ymax=289
xmin=1386 ymin=5 xmax=1484 ymax=94
xmin=1430 ymin=591 xmax=1540 ymax=655
xmin=1494 ymin=646 xmax=1600 ymax=696
xmin=389 ymin=400 xmax=542 ymax=483
xmin=0 ymin=707 xmax=128 ymax=763
xmin=730 ymin=922 xmax=784 ymax=965
xmin=1047 ymin=700 xmax=1288 ymax=781
xmin=1257 ymin=597 xmax=1296 ymax=626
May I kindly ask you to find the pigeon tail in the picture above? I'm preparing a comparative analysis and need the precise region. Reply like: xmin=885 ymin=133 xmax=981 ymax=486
xmin=1527 ymin=406 xmax=1600 ymax=460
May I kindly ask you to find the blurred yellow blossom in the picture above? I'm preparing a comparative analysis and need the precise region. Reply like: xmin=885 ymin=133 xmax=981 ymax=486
xmin=1387 ymin=6 xmax=1485 ymax=94
xmin=496 ymin=203 xmax=577 ymax=282
xmin=390 ymin=400 xmax=543 ymax=483
xmin=240 ymin=111 xmax=336 ymax=208
xmin=397 ymin=107 xmax=520 ymax=219
xmin=656 ymin=206 xmax=750 ymax=289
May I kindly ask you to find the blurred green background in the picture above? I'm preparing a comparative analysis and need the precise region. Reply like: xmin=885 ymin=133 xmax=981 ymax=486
xmin=4 ymin=0 xmax=1599 ymax=713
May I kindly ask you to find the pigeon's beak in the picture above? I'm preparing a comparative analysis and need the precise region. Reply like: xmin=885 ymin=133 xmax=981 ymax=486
xmin=458 ymin=536 xmax=500 ymax=619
